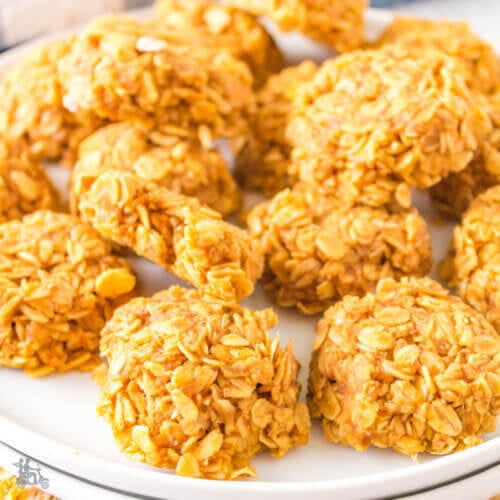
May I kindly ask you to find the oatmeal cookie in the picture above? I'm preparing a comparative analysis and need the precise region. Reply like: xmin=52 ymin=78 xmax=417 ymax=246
xmin=288 ymin=46 xmax=492 ymax=198
xmin=430 ymin=92 xmax=500 ymax=218
xmin=97 ymin=286 xmax=310 ymax=479
xmin=452 ymin=185 xmax=500 ymax=332
xmin=154 ymin=0 xmax=283 ymax=87
xmin=309 ymin=277 xmax=500 ymax=455
xmin=429 ymin=148 xmax=500 ymax=218
xmin=0 ymin=211 xmax=136 ymax=376
xmin=58 ymin=15 xmax=255 ymax=147
xmin=234 ymin=61 xmax=318 ymax=196
xmin=72 ymin=122 xmax=241 ymax=217
xmin=228 ymin=0 xmax=366 ymax=53
xmin=0 ymin=142 xmax=57 ymax=224
xmin=73 ymin=169 xmax=263 ymax=302
xmin=375 ymin=17 xmax=499 ymax=94
xmin=0 ymin=39 xmax=103 ymax=165
xmin=247 ymin=185 xmax=431 ymax=314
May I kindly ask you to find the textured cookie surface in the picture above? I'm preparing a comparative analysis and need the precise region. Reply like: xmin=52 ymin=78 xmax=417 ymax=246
xmin=0 ymin=211 xmax=136 ymax=376
xmin=309 ymin=277 xmax=500 ymax=455
xmin=98 ymin=286 xmax=310 ymax=479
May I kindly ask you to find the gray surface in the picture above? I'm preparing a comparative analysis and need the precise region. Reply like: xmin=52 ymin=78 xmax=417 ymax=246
xmin=371 ymin=0 xmax=417 ymax=6
xmin=388 ymin=0 xmax=500 ymax=43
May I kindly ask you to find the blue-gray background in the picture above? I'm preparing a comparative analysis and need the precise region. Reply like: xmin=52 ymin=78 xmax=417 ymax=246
xmin=371 ymin=0 xmax=417 ymax=5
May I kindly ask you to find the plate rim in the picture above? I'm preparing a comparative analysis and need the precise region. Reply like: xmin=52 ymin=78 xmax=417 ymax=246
xmin=1 ymin=412 xmax=500 ymax=499
xmin=0 ymin=6 xmax=499 ymax=500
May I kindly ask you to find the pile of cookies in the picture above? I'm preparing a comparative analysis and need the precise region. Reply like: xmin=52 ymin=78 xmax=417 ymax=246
xmin=0 ymin=0 xmax=499 ymax=483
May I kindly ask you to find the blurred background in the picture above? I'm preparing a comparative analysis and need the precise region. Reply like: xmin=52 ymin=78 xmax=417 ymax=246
xmin=371 ymin=0 xmax=417 ymax=4
xmin=0 ymin=0 xmax=151 ymax=49
xmin=0 ymin=0 xmax=498 ymax=50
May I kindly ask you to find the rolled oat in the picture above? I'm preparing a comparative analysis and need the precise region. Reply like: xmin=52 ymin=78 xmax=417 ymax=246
xmin=375 ymin=17 xmax=499 ymax=94
xmin=228 ymin=0 xmax=366 ymax=53
xmin=247 ymin=185 xmax=431 ymax=314
xmin=154 ymin=0 xmax=283 ymax=87
xmin=452 ymin=185 xmax=500 ymax=332
xmin=0 ymin=40 xmax=103 ymax=165
xmin=0 ymin=211 xmax=136 ymax=376
xmin=97 ymin=286 xmax=310 ymax=479
xmin=288 ymin=46 xmax=492 ymax=198
xmin=0 ymin=142 xmax=57 ymax=224
xmin=430 ymin=91 xmax=500 ymax=218
xmin=73 ymin=168 xmax=263 ymax=302
xmin=58 ymin=15 xmax=255 ymax=146
xmin=72 ymin=122 xmax=241 ymax=217
xmin=235 ymin=61 xmax=318 ymax=196
xmin=309 ymin=277 xmax=500 ymax=455
xmin=429 ymin=149 xmax=500 ymax=218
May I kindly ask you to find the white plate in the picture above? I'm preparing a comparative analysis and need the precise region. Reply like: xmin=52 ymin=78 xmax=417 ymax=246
xmin=0 ymin=8 xmax=499 ymax=500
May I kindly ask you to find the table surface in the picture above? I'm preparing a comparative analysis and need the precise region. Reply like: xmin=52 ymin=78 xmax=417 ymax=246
xmin=2 ymin=1 xmax=500 ymax=499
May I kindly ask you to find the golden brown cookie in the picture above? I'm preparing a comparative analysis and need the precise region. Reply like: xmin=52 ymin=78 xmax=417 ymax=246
xmin=0 ymin=40 xmax=103 ymax=165
xmin=0 ymin=142 xmax=57 ymax=223
xmin=154 ymin=0 xmax=283 ymax=87
xmin=247 ymin=185 xmax=431 ymax=314
xmin=309 ymin=277 xmax=500 ymax=455
xmin=235 ymin=61 xmax=318 ymax=196
xmin=374 ymin=17 xmax=499 ymax=94
xmin=452 ymin=185 xmax=500 ymax=332
xmin=228 ymin=0 xmax=366 ymax=52
xmin=430 ymin=91 xmax=500 ymax=218
xmin=0 ymin=211 xmax=136 ymax=376
xmin=288 ymin=46 xmax=492 ymax=204
xmin=58 ymin=15 xmax=255 ymax=147
xmin=97 ymin=286 xmax=310 ymax=479
xmin=72 ymin=122 xmax=241 ymax=217
xmin=429 ymin=149 xmax=500 ymax=218
xmin=73 ymin=168 xmax=263 ymax=302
